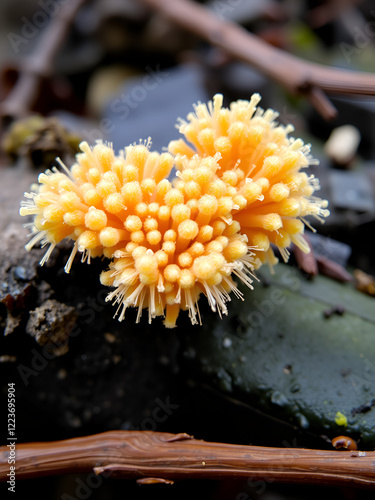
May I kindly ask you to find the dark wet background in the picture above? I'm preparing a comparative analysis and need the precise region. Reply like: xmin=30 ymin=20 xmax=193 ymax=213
xmin=1 ymin=1 xmax=375 ymax=498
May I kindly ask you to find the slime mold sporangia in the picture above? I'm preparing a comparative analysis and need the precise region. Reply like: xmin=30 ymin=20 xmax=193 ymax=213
xmin=20 ymin=94 xmax=329 ymax=328
xmin=169 ymin=94 xmax=329 ymax=268
xmin=20 ymin=139 xmax=255 ymax=328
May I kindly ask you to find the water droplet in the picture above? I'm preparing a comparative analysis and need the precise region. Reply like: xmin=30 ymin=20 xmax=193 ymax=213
xmin=14 ymin=266 xmax=27 ymax=281
xmin=271 ymin=391 xmax=288 ymax=407
xmin=223 ymin=337 xmax=232 ymax=348
xmin=296 ymin=412 xmax=309 ymax=429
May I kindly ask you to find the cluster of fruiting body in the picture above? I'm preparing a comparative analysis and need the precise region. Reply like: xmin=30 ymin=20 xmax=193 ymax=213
xmin=169 ymin=94 xmax=329 ymax=267
xmin=20 ymin=94 xmax=329 ymax=328
xmin=101 ymin=154 xmax=255 ymax=328
xmin=21 ymin=141 xmax=255 ymax=328
xmin=21 ymin=141 xmax=174 ymax=269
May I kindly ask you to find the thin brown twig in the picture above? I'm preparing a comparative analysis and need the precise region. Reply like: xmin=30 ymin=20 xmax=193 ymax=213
xmin=307 ymin=86 xmax=339 ymax=121
xmin=316 ymin=255 xmax=354 ymax=282
xmin=1 ymin=431 xmax=375 ymax=487
xmin=293 ymin=234 xmax=319 ymax=276
xmin=0 ymin=0 xmax=89 ymax=123
xmin=139 ymin=0 xmax=375 ymax=120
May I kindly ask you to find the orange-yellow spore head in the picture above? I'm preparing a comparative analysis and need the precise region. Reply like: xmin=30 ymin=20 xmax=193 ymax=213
xmin=100 ymin=154 xmax=256 ymax=328
xmin=21 ymin=141 xmax=256 ymax=328
xmin=169 ymin=94 xmax=329 ymax=267
xmin=20 ymin=140 xmax=175 ymax=272
xmin=20 ymin=93 xmax=329 ymax=329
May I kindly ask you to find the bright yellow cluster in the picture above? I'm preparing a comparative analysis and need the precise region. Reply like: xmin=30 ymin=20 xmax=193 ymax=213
xmin=20 ymin=93 xmax=329 ymax=328
xmin=169 ymin=94 xmax=329 ymax=266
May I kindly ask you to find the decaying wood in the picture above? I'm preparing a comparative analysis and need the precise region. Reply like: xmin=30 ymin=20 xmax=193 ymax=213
xmin=139 ymin=0 xmax=375 ymax=120
xmin=1 ymin=431 xmax=375 ymax=487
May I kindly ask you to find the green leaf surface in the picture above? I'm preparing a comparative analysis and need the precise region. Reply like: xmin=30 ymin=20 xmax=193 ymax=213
xmin=182 ymin=264 xmax=375 ymax=447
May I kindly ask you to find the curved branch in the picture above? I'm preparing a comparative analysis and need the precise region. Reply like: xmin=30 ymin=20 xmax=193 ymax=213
xmin=1 ymin=431 xmax=375 ymax=487
xmin=0 ymin=0 xmax=89 ymax=123
xmin=139 ymin=0 xmax=375 ymax=120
